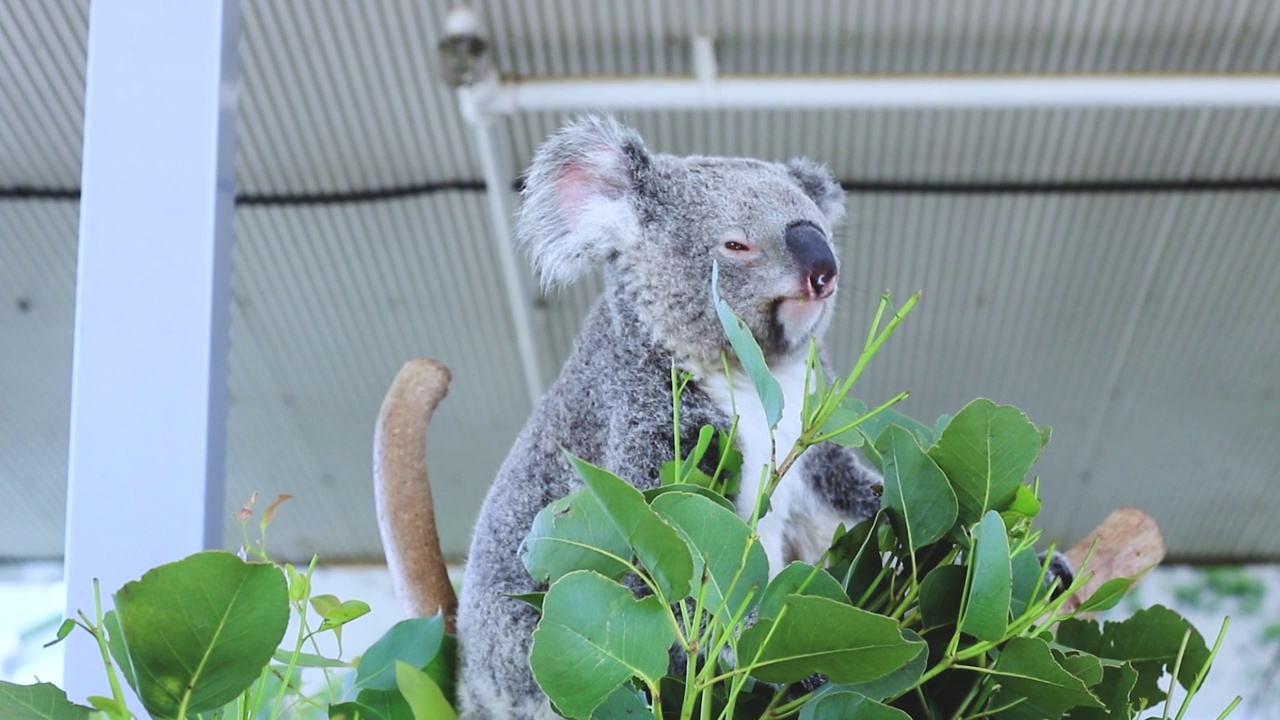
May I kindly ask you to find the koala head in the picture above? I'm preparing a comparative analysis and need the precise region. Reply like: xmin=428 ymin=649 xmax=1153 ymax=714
xmin=517 ymin=116 xmax=847 ymax=368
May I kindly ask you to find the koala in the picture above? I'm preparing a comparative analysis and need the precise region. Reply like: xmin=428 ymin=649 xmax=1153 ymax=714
xmin=455 ymin=116 xmax=883 ymax=720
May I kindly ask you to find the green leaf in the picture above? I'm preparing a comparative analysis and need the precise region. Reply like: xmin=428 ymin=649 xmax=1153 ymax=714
xmin=339 ymin=686 xmax=416 ymax=720
xmin=568 ymin=454 xmax=694 ymax=600
xmin=1006 ymin=484 xmax=1042 ymax=518
xmin=738 ymin=595 xmax=925 ymax=684
xmin=961 ymin=511 xmax=1012 ymax=642
xmin=43 ymin=619 xmax=77 ymax=649
xmin=649 ymin=491 xmax=768 ymax=621
xmin=824 ymin=630 xmax=928 ymax=701
xmin=590 ymin=684 xmax=650 ymax=718
xmin=102 ymin=610 xmax=138 ymax=693
xmin=799 ymin=690 xmax=911 ymax=720
xmin=318 ymin=599 xmax=372 ymax=631
xmin=876 ymin=425 xmax=958 ymax=552
xmin=858 ymin=407 xmax=935 ymax=449
xmin=712 ymin=261 xmax=784 ymax=428
xmin=757 ymin=562 xmax=849 ymax=620
xmin=112 ymin=551 xmax=289 ymax=718
xmin=424 ymin=632 xmax=459 ymax=708
xmin=1057 ymin=605 xmax=1210 ymax=692
xmin=530 ymin=571 xmax=674 ymax=719
xmin=286 ymin=563 xmax=310 ymax=603
xmin=919 ymin=565 xmax=967 ymax=631
xmin=273 ymin=649 xmax=350 ymax=668
xmin=329 ymin=701 xmax=374 ymax=720
xmin=987 ymin=637 xmax=1104 ymax=718
xmin=928 ymin=399 xmax=1043 ymax=525
xmin=932 ymin=413 xmax=952 ymax=443
xmin=522 ymin=487 xmax=633 ymax=584
xmin=1056 ymin=650 xmax=1104 ymax=688
xmin=643 ymin=483 xmax=736 ymax=514
xmin=818 ymin=398 xmax=869 ymax=448
xmin=1064 ymin=663 xmax=1138 ymax=720
xmin=509 ymin=592 xmax=546 ymax=611
xmin=828 ymin=516 xmax=884 ymax=604
xmin=1009 ymin=548 xmax=1048 ymax=618
xmin=1074 ymin=577 xmax=1138 ymax=615
xmin=86 ymin=696 xmax=126 ymax=716
xmin=356 ymin=615 xmax=446 ymax=691
xmin=395 ymin=660 xmax=457 ymax=720
xmin=0 ymin=682 xmax=92 ymax=720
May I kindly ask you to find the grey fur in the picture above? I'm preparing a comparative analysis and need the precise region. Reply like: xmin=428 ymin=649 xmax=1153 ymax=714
xmin=457 ymin=117 xmax=882 ymax=719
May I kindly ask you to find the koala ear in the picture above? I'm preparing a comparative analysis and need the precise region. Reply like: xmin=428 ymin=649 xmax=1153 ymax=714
xmin=517 ymin=115 xmax=652 ymax=287
xmin=786 ymin=157 xmax=846 ymax=227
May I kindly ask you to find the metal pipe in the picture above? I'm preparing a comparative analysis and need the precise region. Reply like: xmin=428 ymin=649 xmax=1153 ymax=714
xmin=460 ymin=89 xmax=545 ymax=409
xmin=475 ymin=75 xmax=1280 ymax=114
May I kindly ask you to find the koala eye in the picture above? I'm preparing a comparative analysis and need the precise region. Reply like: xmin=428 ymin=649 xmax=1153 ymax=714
xmin=723 ymin=240 xmax=751 ymax=253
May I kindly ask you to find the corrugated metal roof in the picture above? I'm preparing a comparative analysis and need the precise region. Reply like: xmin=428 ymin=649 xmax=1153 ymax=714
xmin=2 ymin=0 xmax=1279 ymax=563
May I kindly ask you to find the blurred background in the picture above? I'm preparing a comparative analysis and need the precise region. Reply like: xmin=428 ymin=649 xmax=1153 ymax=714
xmin=2 ymin=1 xmax=1278 ymax=716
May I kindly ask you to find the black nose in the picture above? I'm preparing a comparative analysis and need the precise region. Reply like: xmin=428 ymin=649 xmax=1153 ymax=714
xmin=785 ymin=222 xmax=838 ymax=299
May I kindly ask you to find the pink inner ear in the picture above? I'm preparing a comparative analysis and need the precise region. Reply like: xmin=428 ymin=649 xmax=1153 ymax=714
xmin=554 ymin=164 xmax=594 ymax=230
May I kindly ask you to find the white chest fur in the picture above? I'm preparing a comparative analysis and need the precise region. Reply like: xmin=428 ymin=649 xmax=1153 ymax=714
xmin=695 ymin=357 xmax=837 ymax=574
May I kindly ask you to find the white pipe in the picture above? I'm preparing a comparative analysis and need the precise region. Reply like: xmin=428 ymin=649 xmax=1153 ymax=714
xmin=460 ymin=89 xmax=545 ymax=409
xmin=474 ymin=75 xmax=1280 ymax=114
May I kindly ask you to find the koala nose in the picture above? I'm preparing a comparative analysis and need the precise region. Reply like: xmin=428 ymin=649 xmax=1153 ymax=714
xmin=785 ymin=223 xmax=838 ymax=300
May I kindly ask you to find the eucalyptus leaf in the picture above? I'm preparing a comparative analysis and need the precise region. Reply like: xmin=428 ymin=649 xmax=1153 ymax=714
xmin=818 ymin=398 xmax=869 ymax=448
xmin=1074 ymin=577 xmax=1138 ymax=616
xmin=395 ymin=660 xmax=457 ymax=720
xmin=928 ymin=399 xmax=1043 ymax=525
xmin=1006 ymin=484 xmax=1042 ymax=518
xmin=757 ymin=562 xmax=849 ymax=620
xmin=823 ymin=629 xmax=928 ymax=701
xmin=1056 ymin=650 xmax=1104 ymax=688
xmin=1056 ymin=605 xmax=1209 ymax=691
xmin=521 ymin=487 xmax=633 ymax=585
xmin=876 ymin=425 xmax=958 ymax=553
xmin=530 ymin=571 xmax=674 ymax=719
xmin=356 ymin=615 xmax=446 ymax=691
xmin=987 ymin=637 xmax=1104 ymax=718
xmin=857 ymin=407 xmax=935 ymax=449
xmin=650 ymin=491 xmax=768 ymax=621
xmin=738 ymin=595 xmax=925 ymax=684
xmin=590 ymin=684 xmax=650 ymax=718
xmin=1064 ymin=663 xmax=1139 ymax=720
xmin=102 ymin=610 xmax=138 ymax=693
xmin=319 ymin=599 xmax=372 ymax=631
xmin=344 ymin=686 xmax=416 ymax=720
xmin=919 ymin=564 xmax=966 ymax=631
xmin=112 ymin=551 xmax=289 ymax=718
xmin=1010 ymin=548 xmax=1048 ymax=618
xmin=568 ymin=454 xmax=694 ymax=600
xmin=273 ymin=649 xmax=350 ymax=668
xmin=643 ymin=483 xmax=736 ymax=514
xmin=712 ymin=261 xmax=784 ymax=428
xmin=961 ymin=511 xmax=1012 ymax=642
xmin=0 ymin=681 xmax=92 ymax=720
xmin=798 ymin=689 xmax=911 ymax=720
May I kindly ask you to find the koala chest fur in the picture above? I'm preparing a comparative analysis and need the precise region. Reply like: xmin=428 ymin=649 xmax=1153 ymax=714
xmin=694 ymin=356 xmax=851 ymax=575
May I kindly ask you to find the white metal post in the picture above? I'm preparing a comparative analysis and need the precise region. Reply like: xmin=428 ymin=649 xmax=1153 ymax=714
xmin=63 ymin=0 xmax=241 ymax=702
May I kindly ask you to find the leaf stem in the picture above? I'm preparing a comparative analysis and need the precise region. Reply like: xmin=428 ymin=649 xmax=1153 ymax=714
xmin=86 ymin=580 xmax=132 ymax=720
xmin=1176 ymin=616 xmax=1231 ymax=720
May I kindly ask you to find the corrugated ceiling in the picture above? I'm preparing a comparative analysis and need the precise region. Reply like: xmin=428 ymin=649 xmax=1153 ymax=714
xmin=1 ymin=0 xmax=1278 ymax=563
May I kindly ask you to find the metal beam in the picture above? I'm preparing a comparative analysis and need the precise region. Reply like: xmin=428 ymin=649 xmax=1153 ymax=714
xmin=63 ymin=0 xmax=241 ymax=702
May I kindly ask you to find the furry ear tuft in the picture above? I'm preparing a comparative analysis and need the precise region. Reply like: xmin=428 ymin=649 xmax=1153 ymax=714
xmin=517 ymin=116 xmax=651 ymax=287
xmin=786 ymin=158 xmax=846 ymax=227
